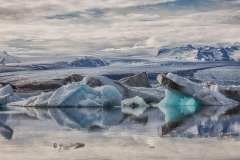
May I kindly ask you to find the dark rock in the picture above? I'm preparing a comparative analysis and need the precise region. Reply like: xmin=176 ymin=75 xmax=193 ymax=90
xmin=74 ymin=143 xmax=85 ymax=149
xmin=157 ymin=74 xmax=184 ymax=92
xmin=15 ymin=81 xmax=62 ymax=93
xmin=62 ymin=74 xmax=84 ymax=85
xmin=119 ymin=72 xmax=152 ymax=88
xmin=128 ymin=102 xmax=139 ymax=109
xmin=157 ymin=48 xmax=171 ymax=56
xmin=86 ymin=78 xmax=103 ymax=88
xmin=196 ymin=48 xmax=215 ymax=61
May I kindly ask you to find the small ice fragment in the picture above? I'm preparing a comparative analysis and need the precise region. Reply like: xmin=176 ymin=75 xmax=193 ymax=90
xmin=121 ymin=96 xmax=149 ymax=116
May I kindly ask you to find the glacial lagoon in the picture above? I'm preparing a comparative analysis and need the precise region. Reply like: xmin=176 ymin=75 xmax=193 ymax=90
xmin=1 ymin=64 xmax=240 ymax=159
xmin=1 ymin=104 xmax=240 ymax=160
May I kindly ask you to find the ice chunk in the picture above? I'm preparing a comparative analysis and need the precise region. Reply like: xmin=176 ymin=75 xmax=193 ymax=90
xmin=0 ymin=85 xmax=13 ymax=97
xmin=158 ymin=89 xmax=203 ymax=122
xmin=34 ymin=92 xmax=53 ymax=106
xmin=9 ymin=83 xmax=122 ymax=107
xmin=124 ymin=86 xmax=165 ymax=103
xmin=157 ymin=73 xmax=238 ymax=106
xmin=83 ymin=75 xmax=164 ymax=103
xmin=210 ymin=85 xmax=240 ymax=102
xmin=48 ymin=83 xmax=86 ymax=106
xmin=58 ymin=84 xmax=122 ymax=107
xmin=0 ymin=84 xmax=21 ymax=105
xmin=121 ymin=96 xmax=150 ymax=116
xmin=100 ymin=85 xmax=123 ymax=107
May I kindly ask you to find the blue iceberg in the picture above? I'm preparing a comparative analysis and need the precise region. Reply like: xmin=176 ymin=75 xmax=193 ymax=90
xmin=9 ymin=83 xmax=122 ymax=107
xmin=158 ymin=89 xmax=203 ymax=122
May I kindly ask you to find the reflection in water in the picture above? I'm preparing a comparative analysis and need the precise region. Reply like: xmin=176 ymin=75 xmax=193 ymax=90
xmin=0 ymin=111 xmax=13 ymax=140
xmin=1 ymin=105 xmax=240 ymax=140
xmin=159 ymin=105 xmax=240 ymax=137
xmin=2 ymin=105 xmax=240 ymax=159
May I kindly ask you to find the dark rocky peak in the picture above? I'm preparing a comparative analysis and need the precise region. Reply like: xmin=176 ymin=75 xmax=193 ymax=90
xmin=157 ymin=48 xmax=170 ymax=56
xmin=220 ymin=47 xmax=229 ymax=58
xmin=185 ymin=44 xmax=195 ymax=50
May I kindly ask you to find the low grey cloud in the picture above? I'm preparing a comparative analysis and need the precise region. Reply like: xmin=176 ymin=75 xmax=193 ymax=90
xmin=0 ymin=0 xmax=240 ymax=58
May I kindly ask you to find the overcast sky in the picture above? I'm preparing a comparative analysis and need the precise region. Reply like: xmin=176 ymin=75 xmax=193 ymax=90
xmin=1 ymin=0 xmax=240 ymax=57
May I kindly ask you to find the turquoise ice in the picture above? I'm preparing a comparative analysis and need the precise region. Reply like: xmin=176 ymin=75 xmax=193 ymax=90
xmin=158 ymin=89 xmax=203 ymax=122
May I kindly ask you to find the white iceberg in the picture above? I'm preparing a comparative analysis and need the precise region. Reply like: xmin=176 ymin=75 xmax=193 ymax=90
xmin=9 ymin=83 xmax=122 ymax=107
xmin=82 ymin=75 xmax=164 ymax=103
xmin=7 ymin=75 xmax=164 ymax=107
xmin=121 ymin=96 xmax=149 ymax=116
xmin=0 ymin=84 xmax=22 ymax=105
xmin=210 ymin=85 xmax=240 ymax=102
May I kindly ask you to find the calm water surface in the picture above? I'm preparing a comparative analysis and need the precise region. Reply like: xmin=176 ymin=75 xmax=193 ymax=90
xmin=1 ymin=105 xmax=240 ymax=160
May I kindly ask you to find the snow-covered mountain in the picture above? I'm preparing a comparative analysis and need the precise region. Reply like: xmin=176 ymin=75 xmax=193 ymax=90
xmin=157 ymin=45 xmax=239 ymax=61
xmin=0 ymin=51 xmax=21 ymax=65
xmin=68 ymin=57 xmax=108 ymax=67
xmin=68 ymin=57 xmax=148 ymax=67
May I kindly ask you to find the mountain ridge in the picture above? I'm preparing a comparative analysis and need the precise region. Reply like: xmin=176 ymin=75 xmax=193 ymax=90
xmin=0 ymin=51 xmax=21 ymax=65
xmin=157 ymin=44 xmax=239 ymax=61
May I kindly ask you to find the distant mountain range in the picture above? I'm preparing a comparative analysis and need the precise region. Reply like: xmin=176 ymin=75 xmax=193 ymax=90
xmin=0 ymin=51 xmax=21 ymax=65
xmin=68 ymin=57 xmax=148 ymax=67
xmin=157 ymin=44 xmax=239 ymax=61
xmin=1 ymin=44 xmax=240 ymax=67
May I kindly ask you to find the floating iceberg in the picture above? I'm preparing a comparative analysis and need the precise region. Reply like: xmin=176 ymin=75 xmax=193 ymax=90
xmin=157 ymin=73 xmax=238 ymax=122
xmin=9 ymin=83 xmax=122 ymax=107
xmin=82 ymin=75 xmax=164 ymax=103
xmin=157 ymin=73 xmax=238 ymax=106
xmin=210 ymin=85 xmax=240 ymax=102
xmin=8 ymin=75 xmax=164 ymax=107
xmin=0 ymin=84 xmax=22 ymax=105
xmin=158 ymin=89 xmax=203 ymax=122
xmin=121 ymin=96 xmax=150 ymax=116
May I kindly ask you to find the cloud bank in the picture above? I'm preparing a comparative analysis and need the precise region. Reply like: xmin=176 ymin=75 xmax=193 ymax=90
xmin=1 ymin=0 xmax=240 ymax=57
